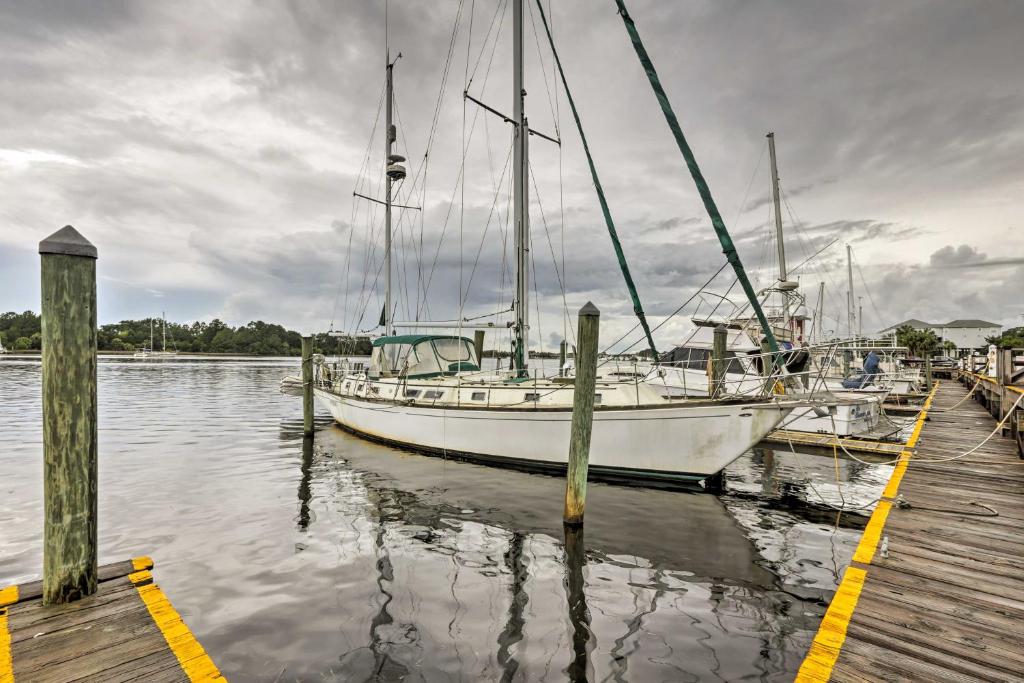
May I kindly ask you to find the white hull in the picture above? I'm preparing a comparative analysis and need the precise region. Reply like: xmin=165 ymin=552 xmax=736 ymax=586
xmin=315 ymin=388 xmax=792 ymax=481
xmin=782 ymin=393 xmax=882 ymax=436
xmin=640 ymin=367 xmax=884 ymax=437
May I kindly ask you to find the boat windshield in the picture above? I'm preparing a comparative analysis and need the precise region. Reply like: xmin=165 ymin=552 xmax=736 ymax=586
xmin=432 ymin=338 xmax=472 ymax=362
xmin=661 ymin=346 xmax=749 ymax=374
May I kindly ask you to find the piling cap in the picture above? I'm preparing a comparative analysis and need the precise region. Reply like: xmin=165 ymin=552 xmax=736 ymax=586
xmin=579 ymin=301 xmax=600 ymax=317
xmin=39 ymin=225 xmax=97 ymax=259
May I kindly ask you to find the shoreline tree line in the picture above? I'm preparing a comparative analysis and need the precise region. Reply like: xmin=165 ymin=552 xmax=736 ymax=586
xmin=0 ymin=310 xmax=372 ymax=356
xmin=5 ymin=310 xmax=1020 ymax=357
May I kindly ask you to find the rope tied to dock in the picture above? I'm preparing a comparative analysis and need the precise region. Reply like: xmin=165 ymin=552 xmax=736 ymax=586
xmin=823 ymin=389 xmax=1024 ymax=467
xmin=893 ymin=493 xmax=999 ymax=518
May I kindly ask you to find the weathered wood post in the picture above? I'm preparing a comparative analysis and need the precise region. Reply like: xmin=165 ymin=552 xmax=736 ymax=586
xmin=302 ymin=335 xmax=313 ymax=437
xmin=563 ymin=524 xmax=591 ymax=680
xmin=711 ymin=324 xmax=728 ymax=398
xmin=997 ymin=349 xmax=1013 ymax=386
xmin=474 ymin=330 xmax=485 ymax=367
xmin=924 ymin=355 xmax=933 ymax=392
xmin=559 ymin=339 xmax=568 ymax=377
xmin=40 ymin=225 xmax=98 ymax=605
xmin=564 ymin=302 xmax=599 ymax=526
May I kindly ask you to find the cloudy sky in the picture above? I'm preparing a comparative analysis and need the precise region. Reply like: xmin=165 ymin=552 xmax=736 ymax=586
xmin=2 ymin=0 xmax=1022 ymax=351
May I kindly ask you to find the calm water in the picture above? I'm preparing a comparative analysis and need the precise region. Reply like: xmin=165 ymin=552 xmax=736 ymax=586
xmin=0 ymin=357 xmax=890 ymax=681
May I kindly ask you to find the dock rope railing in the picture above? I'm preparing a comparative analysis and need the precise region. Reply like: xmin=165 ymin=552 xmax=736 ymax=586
xmin=824 ymin=385 xmax=1024 ymax=468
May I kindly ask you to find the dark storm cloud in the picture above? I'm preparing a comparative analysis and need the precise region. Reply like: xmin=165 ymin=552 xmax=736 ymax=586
xmin=1 ymin=0 xmax=1022 ymax=338
xmin=930 ymin=244 xmax=987 ymax=267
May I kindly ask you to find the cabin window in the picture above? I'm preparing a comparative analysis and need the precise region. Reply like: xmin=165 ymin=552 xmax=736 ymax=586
xmin=432 ymin=338 xmax=472 ymax=362
xmin=356 ymin=383 xmax=364 ymax=392
xmin=471 ymin=391 xmax=487 ymax=401
xmin=383 ymin=343 xmax=414 ymax=374
xmin=405 ymin=389 xmax=420 ymax=398
xmin=524 ymin=392 xmax=541 ymax=402
xmin=423 ymin=390 xmax=444 ymax=400
xmin=594 ymin=393 xmax=602 ymax=404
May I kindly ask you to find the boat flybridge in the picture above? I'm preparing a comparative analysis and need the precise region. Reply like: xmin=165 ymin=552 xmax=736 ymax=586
xmin=310 ymin=1 xmax=821 ymax=484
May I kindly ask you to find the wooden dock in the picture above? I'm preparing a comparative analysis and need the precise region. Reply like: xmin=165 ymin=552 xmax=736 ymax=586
xmin=762 ymin=430 xmax=906 ymax=456
xmin=796 ymin=380 xmax=1024 ymax=682
xmin=1 ymin=557 xmax=222 ymax=682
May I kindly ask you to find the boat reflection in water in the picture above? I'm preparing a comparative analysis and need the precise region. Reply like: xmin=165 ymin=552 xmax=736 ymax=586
xmin=269 ymin=424 xmax=854 ymax=681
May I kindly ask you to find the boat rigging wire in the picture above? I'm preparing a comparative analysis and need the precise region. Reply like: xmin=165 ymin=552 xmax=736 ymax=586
xmin=533 ymin=0 xmax=658 ymax=360
xmin=851 ymin=248 xmax=884 ymax=331
xmin=460 ymin=143 xmax=515 ymax=304
xmin=613 ymin=0 xmax=780 ymax=356
xmin=529 ymin=163 xmax=574 ymax=344
xmin=779 ymin=190 xmax=847 ymax=328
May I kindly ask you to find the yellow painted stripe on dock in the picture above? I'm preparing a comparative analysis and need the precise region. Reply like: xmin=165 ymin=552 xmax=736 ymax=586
xmin=796 ymin=382 xmax=941 ymax=681
xmin=0 ymin=586 xmax=14 ymax=682
xmin=794 ymin=566 xmax=867 ymax=682
xmin=851 ymin=501 xmax=891 ymax=565
xmin=133 ymin=556 xmax=155 ymax=571
xmin=1 ymin=606 xmax=12 ymax=683
xmin=129 ymin=571 xmax=224 ymax=681
xmin=881 ymin=381 xmax=939 ymax=500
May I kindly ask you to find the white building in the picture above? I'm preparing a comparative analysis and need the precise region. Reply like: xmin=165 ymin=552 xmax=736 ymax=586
xmin=879 ymin=319 xmax=1002 ymax=351
xmin=937 ymin=320 xmax=1003 ymax=350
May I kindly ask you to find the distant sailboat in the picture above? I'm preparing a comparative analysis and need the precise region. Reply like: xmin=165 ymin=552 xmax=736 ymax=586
xmin=133 ymin=312 xmax=178 ymax=359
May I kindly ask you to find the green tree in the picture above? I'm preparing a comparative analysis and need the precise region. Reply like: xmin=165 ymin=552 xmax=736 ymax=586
xmin=14 ymin=336 xmax=31 ymax=350
xmin=986 ymin=326 xmax=1024 ymax=348
xmin=895 ymin=325 xmax=941 ymax=357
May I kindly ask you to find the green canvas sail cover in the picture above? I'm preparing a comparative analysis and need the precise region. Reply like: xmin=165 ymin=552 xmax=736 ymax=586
xmin=612 ymin=0 xmax=781 ymax=356
xmin=534 ymin=0 xmax=658 ymax=361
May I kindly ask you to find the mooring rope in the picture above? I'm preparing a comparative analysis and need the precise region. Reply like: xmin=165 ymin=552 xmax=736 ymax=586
xmin=825 ymin=390 xmax=1024 ymax=467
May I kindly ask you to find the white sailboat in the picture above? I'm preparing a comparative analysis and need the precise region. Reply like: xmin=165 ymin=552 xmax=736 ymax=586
xmin=133 ymin=313 xmax=178 ymax=359
xmin=313 ymin=1 xmax=802 ymax=483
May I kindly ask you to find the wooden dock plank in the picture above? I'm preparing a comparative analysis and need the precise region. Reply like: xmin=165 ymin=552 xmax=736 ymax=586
xmin=0 ymin=558 xmax=222 ymax=682
xmin=796 ymin=380 xmax=1024 ymax=682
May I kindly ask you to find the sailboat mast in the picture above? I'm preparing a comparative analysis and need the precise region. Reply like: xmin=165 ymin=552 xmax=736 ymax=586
xmin=512 ymin=0 xmax=530 ymax=375
xmin=384 ymin=56 xmax=395 ymax=335
xmin=767 ymin=132 xmax=788 ymax=332
xmin=150 ymin=318 xmax=153 ymax=352
xmin=767 ymin=133 xmax=786 ymax=283
xmin=846 ymin=244 xmax=854 ymax=338
xmin=816 ymin=281 xmax=825 ymax=343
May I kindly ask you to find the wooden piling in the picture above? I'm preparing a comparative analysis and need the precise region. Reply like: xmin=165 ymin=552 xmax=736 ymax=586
xmin=924 ymin=355 xmax=933 ymax=391
xmin=559 ymin=339 xmax=568 ymax=377
xmin=474 ymin=330 xmax=485 ymax=367
xmin=302 ymin=335 xmax=313 ymax=437
xmin=711 ymin=324 xmax=727 ymax=398
xmin=563 ymin=302 xmax=599 ymax=526
xmin=39 ymin=225 xmax=98 ymax=606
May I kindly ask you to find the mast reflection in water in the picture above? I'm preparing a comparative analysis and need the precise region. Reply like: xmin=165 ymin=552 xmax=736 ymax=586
xmin=0 ymin=358 xmax=884 ymax=681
